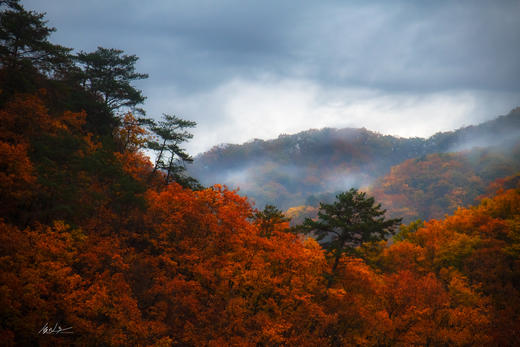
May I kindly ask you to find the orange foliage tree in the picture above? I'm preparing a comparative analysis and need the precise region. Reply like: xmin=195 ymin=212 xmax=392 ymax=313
xmin=140 ymin=184 xmax=333 ymax=345
xmin=379 ymin=184 xmax=520 ymax=345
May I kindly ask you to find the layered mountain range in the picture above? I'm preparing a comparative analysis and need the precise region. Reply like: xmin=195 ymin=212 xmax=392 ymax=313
xmin=188 ymin=108 xmax=520 ymax=221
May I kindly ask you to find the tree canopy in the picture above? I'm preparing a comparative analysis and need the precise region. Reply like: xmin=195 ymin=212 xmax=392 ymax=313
xmin=253 ymin=204 xmax=290 ymax=237
xmin=0 ymin=0 xmax=71 ymax=72
xmin=300 ymin=188 xmax=401 ymax=274
xmin=75 ymin=47 xmax=148 ymax=114
xmin=0 ymin=0 xmax=72 ymax=105
xmin=146 ymin=113 xmax=200 ymax=188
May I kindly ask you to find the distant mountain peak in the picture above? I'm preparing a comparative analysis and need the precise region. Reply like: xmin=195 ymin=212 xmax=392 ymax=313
xmin=189 ymin=108 xmax=520 ymax=210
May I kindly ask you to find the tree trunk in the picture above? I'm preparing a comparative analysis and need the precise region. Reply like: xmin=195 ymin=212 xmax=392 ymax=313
xmin=165 ymin=151 xmax=175 ymax=184
xmin=151 ymin=139 xmax=167 ymax=174
xmin=327 ymin=250 xmax=342 ymax=288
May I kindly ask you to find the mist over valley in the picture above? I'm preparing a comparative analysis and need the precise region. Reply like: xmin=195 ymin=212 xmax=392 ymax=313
xmin=189 ymin=107 xmax=520 ymax=221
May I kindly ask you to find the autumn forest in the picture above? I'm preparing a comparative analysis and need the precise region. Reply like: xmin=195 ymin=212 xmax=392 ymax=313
xmin=1 ymin=1 xmax=520 ymax=346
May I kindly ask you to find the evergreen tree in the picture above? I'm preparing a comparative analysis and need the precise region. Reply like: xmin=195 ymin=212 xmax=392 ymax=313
xmin=300 ymin=188 xmax=401 ymax=283
xmin=147 ymin=114 xmax=201 ymax=188
xmin=75 ymin=47 xmax=148 ymax=114
xmin=253 ymin=204 xmax=290 ymax=237
xmin=0 ymin=0 xmax=72 ymax=102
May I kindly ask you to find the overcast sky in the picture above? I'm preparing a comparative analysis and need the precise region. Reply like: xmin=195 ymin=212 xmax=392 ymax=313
xmin=22 ymin=0 xmax=520 ymax=155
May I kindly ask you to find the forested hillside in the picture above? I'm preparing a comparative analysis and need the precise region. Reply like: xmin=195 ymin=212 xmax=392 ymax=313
xmin=189 ymin=109 xmax=520 ymax=210
xmin=1 ymin=2 xmax=519 ymax=345
xmin=369 ymin=144 xmax=520 ymax=223
xmin=288 ymin=142 xmax=520 ymax=225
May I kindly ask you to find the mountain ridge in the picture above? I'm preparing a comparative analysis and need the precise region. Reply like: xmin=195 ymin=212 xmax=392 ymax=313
xmin=188 ymin=107 xmax=520 ymax=210
xmin=196 ymin=106 xmax=520 ymax=159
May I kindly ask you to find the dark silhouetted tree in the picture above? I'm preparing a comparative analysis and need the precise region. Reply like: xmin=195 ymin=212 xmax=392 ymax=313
xmin=0 ymin=0 xmax=72 ymax=103
xmin=147 ymin=113 xmax=200 ymax=188
xmin=253 ymin=204 xmax=290 ymax=237
xmin=75 ymin=47 xmax=148 ymax=114
xmin=300 ymin=188 xmax=401 ymax=284
xmin=0 ymin=0 xmax=72 ymax=72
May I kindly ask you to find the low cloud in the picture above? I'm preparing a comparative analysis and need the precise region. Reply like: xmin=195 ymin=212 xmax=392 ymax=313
xmin=146 ymin=77 xmax=520 ymax=155
xmin=22 ymin=0 xmax=520 ymax=155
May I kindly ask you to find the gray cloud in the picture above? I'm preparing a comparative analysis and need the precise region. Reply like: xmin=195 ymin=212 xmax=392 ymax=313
xmin=21 ymin=0 xmax=520 ymax=154
xmin=27 ymin=0 xmax=520 ymax=92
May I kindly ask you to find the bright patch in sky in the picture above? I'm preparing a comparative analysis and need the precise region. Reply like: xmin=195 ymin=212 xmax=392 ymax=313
xmin=22 ymin=0 xmax=520 ymax=155
xmin=146 ymin=78 xmax=518 ymax=154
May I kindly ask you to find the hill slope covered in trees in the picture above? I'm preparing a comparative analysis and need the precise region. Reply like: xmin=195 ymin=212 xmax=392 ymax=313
xmin=189 ymin=109 xmax=520 ymax=210
xmin=369 ymin=144 xmax=520 ymax=223
xmin=1 ymin=2 xmax=520 ymax=345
